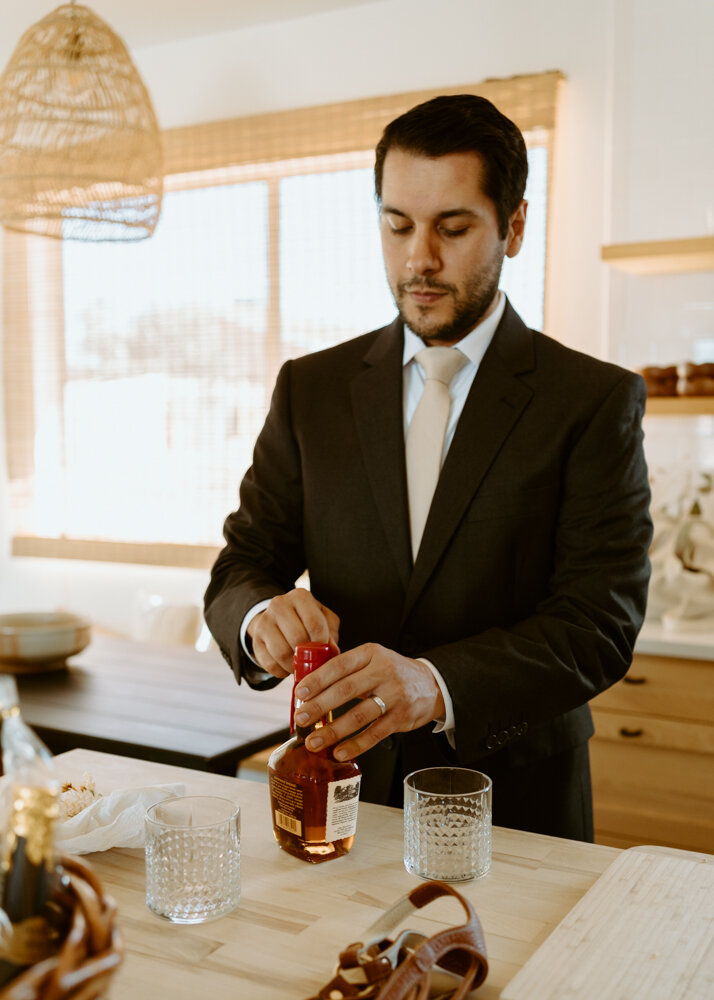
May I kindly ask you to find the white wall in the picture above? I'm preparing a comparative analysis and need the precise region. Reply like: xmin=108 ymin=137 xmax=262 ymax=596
xmin=139 ymin=0 xmax=615 ymax=355
xmin=0 ymin=0 xmax=712 ymax=631
xmin=606 ymin=0 xmax=714 ymax=370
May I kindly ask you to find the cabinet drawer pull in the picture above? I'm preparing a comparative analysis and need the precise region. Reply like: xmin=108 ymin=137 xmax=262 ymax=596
xmin=623 ymin=675 xmax=647 ymax=685
xmin=619 ymin=727 xmax=644 ymax=738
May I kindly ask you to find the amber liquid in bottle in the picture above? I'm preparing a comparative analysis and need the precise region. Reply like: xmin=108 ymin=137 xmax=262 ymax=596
xmin=268 ymin=642 xmax=361 ymax=863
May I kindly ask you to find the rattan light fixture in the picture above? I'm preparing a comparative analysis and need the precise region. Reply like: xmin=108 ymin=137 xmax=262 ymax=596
xmin=0 ymin=2 xmax=163 ymax=241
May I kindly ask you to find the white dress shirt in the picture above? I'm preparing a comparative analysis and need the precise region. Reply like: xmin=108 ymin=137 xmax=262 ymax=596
xmin=240 ymin=293 xmax=507 ymax=738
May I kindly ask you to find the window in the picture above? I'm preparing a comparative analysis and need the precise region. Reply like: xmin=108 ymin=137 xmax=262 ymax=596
xmin=2 ymin=72 xmax=562 ymax=566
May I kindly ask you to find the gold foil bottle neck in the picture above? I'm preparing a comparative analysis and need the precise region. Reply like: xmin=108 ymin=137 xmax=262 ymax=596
xmin=5 ymin=786 xmax=59 ymax=868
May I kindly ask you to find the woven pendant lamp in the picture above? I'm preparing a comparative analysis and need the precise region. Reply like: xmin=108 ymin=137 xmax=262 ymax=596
xmin=0 ymin=2 xmax=163 ymax=241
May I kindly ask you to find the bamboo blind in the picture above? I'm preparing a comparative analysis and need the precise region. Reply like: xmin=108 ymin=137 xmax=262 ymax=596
xmin=161 ymin=71 xmax=563 ymax=175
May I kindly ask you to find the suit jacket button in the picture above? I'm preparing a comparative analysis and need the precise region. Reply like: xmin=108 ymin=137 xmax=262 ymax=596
xmin=381 ymin=737 xmax=395 ymax=751
xmin=485 ymin=736 xmax=497 ymax=751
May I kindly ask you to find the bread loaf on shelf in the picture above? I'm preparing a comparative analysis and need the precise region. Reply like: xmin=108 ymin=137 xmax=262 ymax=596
xmin=638 ymin=361 xmax=714 ymax=396
xmin=638 ymin=364 xmax=677 ymax=396
xmin=677 ymin=361 xmax=714 ymax=396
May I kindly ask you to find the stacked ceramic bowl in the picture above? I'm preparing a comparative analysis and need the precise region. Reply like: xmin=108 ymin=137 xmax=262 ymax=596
xmin=0 ymin=612 xmax=91 ymax=672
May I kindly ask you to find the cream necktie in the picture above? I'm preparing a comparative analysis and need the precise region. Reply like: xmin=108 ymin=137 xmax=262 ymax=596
xmin=406 ymin=346 xmax=468 ymax=557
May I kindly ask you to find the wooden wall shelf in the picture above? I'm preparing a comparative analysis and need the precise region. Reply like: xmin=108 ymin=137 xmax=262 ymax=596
xmin=602 ymin=235 xmax=714 ymax=275
xmin=646 ymin=396 xmax=714 ymax=416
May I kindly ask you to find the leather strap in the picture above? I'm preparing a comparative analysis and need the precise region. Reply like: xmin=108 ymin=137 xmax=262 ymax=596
xmin=307 ymin=881 xmax=488 ymax=1000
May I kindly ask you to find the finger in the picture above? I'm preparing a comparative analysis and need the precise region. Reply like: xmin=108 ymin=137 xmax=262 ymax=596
xmin=306 ymin=711 xmax=393 ymax=760
xmin=333 ymin=726 xmax=391 ymax=761
xmin=250 ymin=631 xmax=293 ymax=678
xmin=261 ymin=593 xmax=314 ymax=650
xmin=303 ymin=694 xmax=388 ymax=754
xmin=298 ymin=653 xmax=443 ymax=753
xmin=294 ymin=644 xmax=379 ymax=713
xmin=250 ymin=609 xmax=295 ymax=673
xmin=293 ymin=590 xmax=338 ymax=644
xmin=252 ymin=591 xmax=341 ymax=676
xmin=264 ymin=590 xmax=334 ymax=650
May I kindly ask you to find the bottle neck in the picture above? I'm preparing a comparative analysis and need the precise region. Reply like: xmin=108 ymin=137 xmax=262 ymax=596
xmin=0 ymin=675 xmax=20 ymax=716
xmin=290 ymin=641 xmax=335 ymax=735
xmin=293 ymin=699 xmax=333 ymax=747
xmin=3 ymin=786 xmax=58 ymax=872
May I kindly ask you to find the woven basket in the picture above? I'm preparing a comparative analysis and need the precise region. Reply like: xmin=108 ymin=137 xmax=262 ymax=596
xmin=0 ymin=854 xmax=123 ymax=1000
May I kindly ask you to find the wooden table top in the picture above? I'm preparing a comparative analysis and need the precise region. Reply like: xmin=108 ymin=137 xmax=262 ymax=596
xmin=50 ymin=749 xmax=623 ymax=1000
xmin=15 ymin=633 xmax=291 ymax=774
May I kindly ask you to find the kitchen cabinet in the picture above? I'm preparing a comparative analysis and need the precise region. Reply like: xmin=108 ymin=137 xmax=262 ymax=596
xmin=595 ymin=241 xmax=714 ymax=850
xmin=590 ymin=650 xmax=714 ymax=852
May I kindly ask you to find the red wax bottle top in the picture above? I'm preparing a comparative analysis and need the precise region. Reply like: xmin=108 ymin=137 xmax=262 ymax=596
xmin=290 ymin=642 xmax=336 ymax=733
xmin=293 ymin=642 xmax=335 ymax=682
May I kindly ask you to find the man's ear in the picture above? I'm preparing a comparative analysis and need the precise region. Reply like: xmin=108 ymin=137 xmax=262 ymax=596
xmin=505 ymin=200 xmax=528 ymax=258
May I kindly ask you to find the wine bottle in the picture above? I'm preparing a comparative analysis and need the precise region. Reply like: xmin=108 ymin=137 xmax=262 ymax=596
xmin=268 ymin=642 xmax=361 ymax=863
xmin=0 ymin=675 xmax=64 ymax=986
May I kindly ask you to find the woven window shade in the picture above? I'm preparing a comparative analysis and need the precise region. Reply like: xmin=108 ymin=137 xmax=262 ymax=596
xmin=3 ymin=70 xmax=563 ymax=568
xmin=162 ymin=71 xmax=563 ymax=174
xmin=0 ymin=3 xmax=163 ymax=241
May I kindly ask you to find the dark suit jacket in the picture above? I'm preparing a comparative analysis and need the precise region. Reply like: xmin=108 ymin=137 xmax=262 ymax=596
xmin=205 ymin=302 xmax=652 ymax=805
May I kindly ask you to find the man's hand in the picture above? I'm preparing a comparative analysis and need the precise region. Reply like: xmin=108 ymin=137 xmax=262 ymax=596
xmin=247 ymin=589 xmax=340 ymax=678
xmin=292 ymin=643 xmax=445 ymax=758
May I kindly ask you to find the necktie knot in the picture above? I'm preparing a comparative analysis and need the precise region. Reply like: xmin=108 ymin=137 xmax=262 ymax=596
xmin=416 ymin=346 xmax=468 ymax=386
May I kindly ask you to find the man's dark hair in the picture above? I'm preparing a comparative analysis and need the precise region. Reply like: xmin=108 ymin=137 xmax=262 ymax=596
xmin=374 ymin=94 xmax=528 ymax=239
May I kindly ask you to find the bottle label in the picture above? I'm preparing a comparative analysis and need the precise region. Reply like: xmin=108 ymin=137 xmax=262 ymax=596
xmin=271 ymin=774 xmax=304 ymax=837
xmin=325 ymin=775 xmax=361 ymax=841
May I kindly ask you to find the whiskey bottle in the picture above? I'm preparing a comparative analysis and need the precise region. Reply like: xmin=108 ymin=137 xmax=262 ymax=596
xmin=268 ymin=642 xmax=361 ymax=863
xmin=0 ymin=675 xmax=64 ymax=986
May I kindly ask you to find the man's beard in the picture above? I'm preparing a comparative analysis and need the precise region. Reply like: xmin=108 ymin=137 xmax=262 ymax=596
xmin=392 ymin=252 xmax=504 ymax=343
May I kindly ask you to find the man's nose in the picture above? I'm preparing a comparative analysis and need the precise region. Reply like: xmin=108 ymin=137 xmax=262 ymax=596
xmin=407 ymin=230 xmax=440 ymax=275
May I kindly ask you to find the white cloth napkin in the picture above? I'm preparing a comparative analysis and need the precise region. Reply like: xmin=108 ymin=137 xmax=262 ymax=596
xmin=55 ymin=783 xmax=186 ymax=854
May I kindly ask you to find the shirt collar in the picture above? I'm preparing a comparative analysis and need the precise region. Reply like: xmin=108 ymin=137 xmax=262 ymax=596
xmin=402 ymin=290 xmax=507 ymax=367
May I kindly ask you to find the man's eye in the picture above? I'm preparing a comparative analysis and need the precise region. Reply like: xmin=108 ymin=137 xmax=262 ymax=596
xmin=442 ymin=227 xmax=468 ymax=237
xmin=390 ymin=225 xmax=412 ymax=235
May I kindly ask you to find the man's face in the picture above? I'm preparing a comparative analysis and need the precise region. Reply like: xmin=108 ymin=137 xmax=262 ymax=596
xmin=379 ymin=148 xmax=526 ymax=345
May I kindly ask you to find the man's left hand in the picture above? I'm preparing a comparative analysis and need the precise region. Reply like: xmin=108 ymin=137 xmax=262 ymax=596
xmin=292 ymin=643 xmax=445 ymax=759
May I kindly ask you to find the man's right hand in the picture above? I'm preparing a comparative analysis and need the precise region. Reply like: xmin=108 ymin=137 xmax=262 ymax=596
xmin=246 ymin=589 xmax=340 ymax=678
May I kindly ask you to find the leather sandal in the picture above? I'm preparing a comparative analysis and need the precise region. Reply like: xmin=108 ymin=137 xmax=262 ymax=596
xmin=306 ymin=880 xmax=488 ymax=1000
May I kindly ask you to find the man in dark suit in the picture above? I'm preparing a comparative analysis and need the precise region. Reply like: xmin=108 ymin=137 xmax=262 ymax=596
xmin=204 ymin=94 xmax=652 ymax=841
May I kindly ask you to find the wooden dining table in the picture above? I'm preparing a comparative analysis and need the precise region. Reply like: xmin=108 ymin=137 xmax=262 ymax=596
xmin=14 ymin=632 xmax=292 ymax=775
xmin=39 ymin=747 xmax=622 ymax=999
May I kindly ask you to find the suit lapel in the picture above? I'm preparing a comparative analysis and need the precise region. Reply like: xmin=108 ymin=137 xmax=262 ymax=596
xmin=350 ymin=319 xmax=413 ymax=589
xmin=402 ymin=302 xmax=536 ymax=621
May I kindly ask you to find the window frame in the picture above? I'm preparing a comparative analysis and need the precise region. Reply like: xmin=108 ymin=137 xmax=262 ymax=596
xmin=2 ymin=72 xmax=563 ymax=567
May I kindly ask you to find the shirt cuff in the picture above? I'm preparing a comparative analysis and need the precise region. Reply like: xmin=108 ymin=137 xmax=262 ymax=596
xmin=418 ymin=657 xmax=455 ymax=744
xmin=240 ymin=599 xmax=273 ymax=681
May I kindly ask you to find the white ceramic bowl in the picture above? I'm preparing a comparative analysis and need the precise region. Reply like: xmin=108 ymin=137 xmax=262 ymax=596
xmin=0 ymin=612 xmax=91 ymax=672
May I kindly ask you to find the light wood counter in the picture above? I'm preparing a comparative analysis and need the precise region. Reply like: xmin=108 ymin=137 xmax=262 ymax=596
xmin=48 ymin=749 xmax=622 ymax=1000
